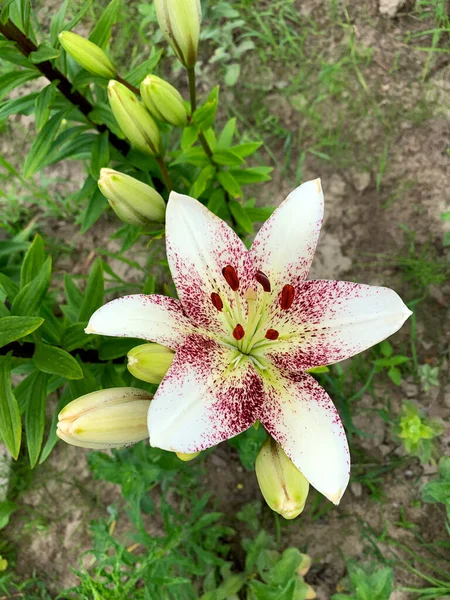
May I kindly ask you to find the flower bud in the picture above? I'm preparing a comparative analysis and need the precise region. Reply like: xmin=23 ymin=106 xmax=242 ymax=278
xmin=127 ymin=343 xmax=175 ymax=384
xmin=108 ymin=80 xmax=162 ymax=157
xmin=140 ymin=76 xmax=187 ymax=127
xmin=176 ymin=451 xmax=200 ymax=462
xmin=57 ymin=387 xmax=152 ymax=449
xmin=58 ymin=31 xmax=116 ymax=79
xmin=255 ymin=438 xmax=309 ymax=520
xmin=98 ymin=169 xmax=166 ymax=226
xmin=154 ymin=0 xmax=202 ymax=68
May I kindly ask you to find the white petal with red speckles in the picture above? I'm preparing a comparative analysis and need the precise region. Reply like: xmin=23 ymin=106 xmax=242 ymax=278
xmin=85 ymin=294 xmax=192 ymax=350
xmin=249 ymin=179 xmax=324 ymax=293
xmin=165 ymin=192 xmax=251 ymax=333
xmin=260 ymin=280 xmax=412 ymax=372
xmin=148 ymin=334 xmax=264 ymax=452
xmin=260 ymin=370 xmax=350 ymax=504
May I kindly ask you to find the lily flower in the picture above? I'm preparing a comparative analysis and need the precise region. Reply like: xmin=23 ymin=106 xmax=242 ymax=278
xmin=86 ymin=179 xmax=411 ymax=504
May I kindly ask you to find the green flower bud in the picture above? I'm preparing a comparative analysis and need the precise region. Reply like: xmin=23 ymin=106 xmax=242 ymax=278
xmin=127 ymin=343 xmax=175 ymax=384
xmin=255 ymin=438 xmax=309 ymax=520
xmin=58 ymin=31 xmax=116 ymax=79
xmin=98 ymin=168 xmax=166 ymax=226
xmin=154 ymin=0 xmax=202 ymax=68
xmin=57 ymin=387 xmax=152 ymax=449
xmin=140 ymin=75 xmax=187 ymax=127
xmin=176 ymin=451 xmax=200 ymax=462
xmin=108 ymin=80 xmax=162 ymax=157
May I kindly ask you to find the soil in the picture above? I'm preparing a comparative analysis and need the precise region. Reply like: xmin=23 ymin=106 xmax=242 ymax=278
xmin=1 ymin=0 xmax=449 ymax=598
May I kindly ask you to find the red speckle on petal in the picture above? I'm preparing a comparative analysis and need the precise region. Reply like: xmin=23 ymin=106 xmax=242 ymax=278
xmin=222 ymin=265 xmax=240 ymax=291
xmin=210 ymin=292 xmax=223 ymax=311
xmin=233 ymin=324 xmax=245 ymax=340
xmin=280 ymin=284 xmax=295 ymax=310
xmin=265 ymin=328 xmax=279 ymax=340
xmin=255 ymin=270 xmax=271 ymax=292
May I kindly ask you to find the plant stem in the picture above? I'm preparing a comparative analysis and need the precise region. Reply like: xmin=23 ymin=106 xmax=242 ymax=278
xmin=187 ymin=67 xmax=197 ymax=112
xmin=0 ymin=19 xmax=130 ymax=156
xmin=116 ymin=74 xmax=140 ymax=96
xmin=187 ymin=66 xmax=216 ymax=163
xmin=156 ymin=156 xmax=173 ymax=193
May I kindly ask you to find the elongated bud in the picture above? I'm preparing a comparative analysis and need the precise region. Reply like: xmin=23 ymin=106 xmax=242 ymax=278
xmin=154 ymin=0 xmax=202 ymax=68
xmin=58 ymin=31 xmax=117 ymax=79
xmin=57 ymin=387 xmax=152 ymax=449
xmin=108 ymin=80 xmax=162 ymax=157
xmin=127 ymin=343 xmax=175 ymax=384
xmin=140 ymin=76 xmax=187 ymax=127
xmin=176 ymin=451 xmax=200 ymax=462
xmin=99 ymin=169 xmax=166 ymax=226
xmin=255 ymin=438 xmax=309 ymax=519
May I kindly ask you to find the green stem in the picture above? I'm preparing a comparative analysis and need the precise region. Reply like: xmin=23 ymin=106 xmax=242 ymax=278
xmin=156 ymin=156 xmax=173 ymax=193
xmin=187 ymin=67 xmax=197 ymax=112
xmin=187 ymin=67 xmax=216 ymax=163
xmin=117 ymin=74 xmax=140 ymax=96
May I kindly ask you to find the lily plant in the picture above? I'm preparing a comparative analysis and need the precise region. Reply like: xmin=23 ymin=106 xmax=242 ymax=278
xmin=86 ymin=179 xmax=411 ymax=505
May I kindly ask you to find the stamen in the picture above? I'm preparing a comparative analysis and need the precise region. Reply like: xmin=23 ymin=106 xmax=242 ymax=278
xmin=255 ymin=270 xmax=271 ymax=292
xmin=280 ymin=284 xmax=295 ymax=310
xmin=222 ymin=265 xmax=239 ymax=291
xmin=265 ymin=329 xmax=279 ymax=340
xmin=210 ymin=292 xmax=223 ymax=311
xmin=233 ymin=324 xmax=245 ymax=341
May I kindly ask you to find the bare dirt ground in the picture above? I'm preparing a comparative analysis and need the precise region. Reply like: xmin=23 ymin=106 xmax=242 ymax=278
xmin=1 ymin=0 xmax=449 ymax=598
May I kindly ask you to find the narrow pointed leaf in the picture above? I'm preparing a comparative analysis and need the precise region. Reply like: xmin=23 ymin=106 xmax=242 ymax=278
xmin=0 ymin=316 xmax=44 ymax=348
xmin=0 ymin=358 xmax=21 ymax=459
xmin=33 ymin=343 xmax=83 ymax=380
xmin=24 ymin=371 xmax=49 ymax=467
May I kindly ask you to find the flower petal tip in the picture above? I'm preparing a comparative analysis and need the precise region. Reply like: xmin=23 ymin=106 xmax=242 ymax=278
xmin=314 ymin=178 xmax=322 ymax=193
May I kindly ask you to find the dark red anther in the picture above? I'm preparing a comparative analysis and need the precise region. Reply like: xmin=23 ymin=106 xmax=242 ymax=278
xmin=265 ymin=329 xmax=279 ymax=340
xmin=233 ymin=324 xmax=245 ymax=341
xmin=255 ymin=270 xmax=271 ymax=293
xmin=222 ymin=265 xmax=239 ymax=291
xmin=280 ymin=284 xmax=295 ymax=310
xmin=210 ymin=292 xmax=223 ymax=311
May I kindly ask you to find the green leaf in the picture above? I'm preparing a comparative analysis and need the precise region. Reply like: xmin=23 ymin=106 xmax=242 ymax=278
xmin=379 ymin=339 xmax=392 ymax=357
xmin=99 ymin=337 xmax=143 ymax=360
xmin=89 ymin=0 xmax=120 ymax=49
xmin=266 ymin=548 xmax=303 ymax=587
xmin=33 ymin=343 xmax=83 ymax=380
xmin=212 ymin=149 xmax=244 ymax=167
xmin=0 ymin=501 xmax=17 ymax=530
xmin=229 ymin=200 xmax=253 ymax=234
xmin=11 ymin=257 xmax=51 ymax=316
xmin=189 ymin=165 xmax=216 ymax=198
xmin=29 ymin=42 xmax=60 ymax=63
xmin=193 ymin=86 xmax=219 ymax=130
xmin=0 ymin=316 xmax=44 ymax=348
xmin=34 ymin=82 xmax=58 ymax=131
xmin=61 ymin=322 xmax=91 ymax=352
xmin=389 ymin=355 xmax=410 ymax=366
xmin=224 ymin=63 xmax=240 ymax=87
xmin=39 ymin=385 xmax=74 ymax=464
xmin=64 ymin=274 xmax=84 ymax=319
xmin=79 ymin=258 xmax=104 ymax=322
xmin=90 ymin=131 xmax=110 ymax=179
xmin=230 ymin=166 xmax=273 ymax=185
xmin=20 ymin=234 xmax=45 ymax=288
xmin=181 ymin=125 xmax=199 ymax=151
xmin=24 ymin=371 xmax=49 ymax=467
xmin=0 ymin=357 xmax=21 ymax=459
xmin=79 ymin=188 xmax=108 ymax=233
xmin=388 ymin=367 xmax=402 ymax=385
xmin=172 ymin=147 xmax=209 ymax=167
xmin=0 ymin=70 xmax=40 ymax=103
xmin=0 ymin=93 xmax=38 ymax=120
xmin=125 ymin=49 xmax=164 ymax=86
xmin=23 ymin=111 xmax=66 ymax=178
xmin=217 ymin=117 xmax=237 ymax=148
xmin=51 ymin=0 xmax=93 ymax=45
xmin=232 ymin=141 xmax=263 ymax=158
xmin=0 ymin=274 xmax=19 ymax=302
xmin=217 ymin=171 xmax=242 ymax=198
